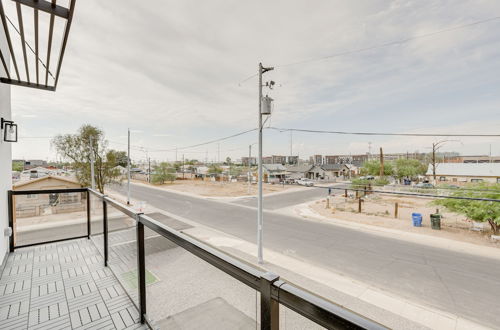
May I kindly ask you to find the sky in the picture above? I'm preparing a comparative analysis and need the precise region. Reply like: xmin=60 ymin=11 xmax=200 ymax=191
xmin=4 ymin=0 xmax=500 ymax=163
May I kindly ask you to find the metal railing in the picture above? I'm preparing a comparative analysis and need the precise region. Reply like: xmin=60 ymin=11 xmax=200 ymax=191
xmin=7 ymin=187 xmax=387 ymax=330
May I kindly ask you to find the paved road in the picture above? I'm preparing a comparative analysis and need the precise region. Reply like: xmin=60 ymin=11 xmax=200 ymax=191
xmin=232 ymin=185 xmax=331 ymax=210
xmin=112 ymin=184 xmax=500 ymax=327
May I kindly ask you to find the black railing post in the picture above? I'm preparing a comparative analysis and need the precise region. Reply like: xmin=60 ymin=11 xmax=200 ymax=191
xmin=7 ymin=190 xmax=14 ymax=252
xmin=136 ymin=219 xmax=146 ymax=323
xmin=260 ymin=272 xmax=279 ymax=330
xmin=103 ymin=198 xmax=108 ymax=267
xmin=86 ymin=190 xmax=91 ymax=239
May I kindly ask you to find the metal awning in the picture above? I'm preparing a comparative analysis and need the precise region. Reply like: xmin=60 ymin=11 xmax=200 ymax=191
xmin=0 ymin=0 xmax=76 ymax=91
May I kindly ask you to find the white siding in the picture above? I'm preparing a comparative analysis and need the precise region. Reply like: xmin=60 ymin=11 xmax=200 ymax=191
xmin=0 ymin=32 xmax=11 ymax=262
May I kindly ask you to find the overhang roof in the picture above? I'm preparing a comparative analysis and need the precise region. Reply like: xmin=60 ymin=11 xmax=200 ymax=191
xmin=0 ymin=0 xmax=76 ymax=91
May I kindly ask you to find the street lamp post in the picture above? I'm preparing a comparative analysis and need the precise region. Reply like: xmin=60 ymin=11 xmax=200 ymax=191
xmin=257 ymin=62 xmax=274 ymax=264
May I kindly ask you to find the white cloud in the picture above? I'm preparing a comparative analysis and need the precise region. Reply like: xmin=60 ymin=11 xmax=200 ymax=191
xmin=8 ymin=0 xmax=500 ymax=161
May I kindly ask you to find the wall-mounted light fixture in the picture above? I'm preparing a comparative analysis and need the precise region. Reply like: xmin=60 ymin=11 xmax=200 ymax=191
xmin=1 ymin=118 xmax=17 ymax=142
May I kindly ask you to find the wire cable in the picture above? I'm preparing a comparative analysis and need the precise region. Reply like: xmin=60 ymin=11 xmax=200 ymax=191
xmin=269 ymin=127 xmax=500 ymax=137
xmin=237 ymin=16 xmax=500 ymax=85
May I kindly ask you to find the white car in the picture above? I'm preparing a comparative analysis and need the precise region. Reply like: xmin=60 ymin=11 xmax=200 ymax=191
xmin=297 ymin=178 xmax=314 ymax=187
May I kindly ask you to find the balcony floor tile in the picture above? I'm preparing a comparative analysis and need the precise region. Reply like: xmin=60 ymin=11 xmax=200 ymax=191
xmin=0 ymin=239 xmax=148 ymax=330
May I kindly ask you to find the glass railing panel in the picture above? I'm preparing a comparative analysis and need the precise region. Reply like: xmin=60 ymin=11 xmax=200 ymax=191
xmin=13 ymin=191 xmax=87 ymax=247
xmin=144 ymin=233 xmax=258 ymax=329
xmin=105 ymin=202 xmax=140 ymax=307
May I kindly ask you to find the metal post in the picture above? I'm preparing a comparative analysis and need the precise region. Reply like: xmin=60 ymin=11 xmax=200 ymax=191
xmin=260 ymin=272 xmax=279 ymax=330
xmin=8 ymin=190 xmax=14 ymax=252
xmin=137 ymin=221 xmax=146 ymax=323
xmin=127 ymin=128 xmax=131 ymax=205
xmin=90 ymin=136 xmax=95 ymax=190
xmin=103 ymin=199 xmax=108 ymax=266
xmin=358 ymin=198 xmax=363 ymax=213
xmin=86 ymin=190 xmax=91 ymax=238
xmin=257 ymin=63 xmax=264 ymax=264
xmin=257 ymin=62 xmax=273 ymax=264
xmin=395 ymin=202 xmax=399 ymax=218
xmin=344 ymin=189 xmax=348 ymax=198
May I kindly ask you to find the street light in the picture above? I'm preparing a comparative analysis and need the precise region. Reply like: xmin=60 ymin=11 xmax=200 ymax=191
xmin=257 ymin=62 xmax=274 ymax=264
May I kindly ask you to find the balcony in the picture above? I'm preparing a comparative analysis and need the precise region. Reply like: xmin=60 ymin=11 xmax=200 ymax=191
xmin=2 ymin=188 xmax=385 ymax=329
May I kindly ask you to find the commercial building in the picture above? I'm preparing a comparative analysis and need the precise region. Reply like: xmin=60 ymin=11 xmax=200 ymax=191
xmin=426 ymin=163 xmax=500 ymax=184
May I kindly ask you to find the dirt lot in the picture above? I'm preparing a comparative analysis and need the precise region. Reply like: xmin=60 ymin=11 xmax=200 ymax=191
xmin=135 ymin=179 xmax=296 ymax=197
xmin=310 ymin=193 xmax=499 ymax=248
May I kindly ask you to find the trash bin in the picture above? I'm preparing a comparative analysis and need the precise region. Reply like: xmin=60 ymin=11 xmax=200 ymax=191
xmin=430 ymin=214 xmax=441 ymax=230
xmin=412 ymin=213 xmax=422 ymax=227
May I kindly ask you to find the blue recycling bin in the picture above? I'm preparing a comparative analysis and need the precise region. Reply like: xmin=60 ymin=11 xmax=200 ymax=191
xmin=412 ymin=213 xmax=422 ymax=227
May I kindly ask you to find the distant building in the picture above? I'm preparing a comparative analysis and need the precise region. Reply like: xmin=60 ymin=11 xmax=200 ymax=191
xmin=272 ymin=155 xmax=287 ymax=165
xmin=13 ymin=176 xmax=84 ymax=218
xmin=262 ymin=164 xmax=287 ymax=183
xmin=241 ymin=157 xmax=257 ymax=166
xmin=426 ymin=163 xmax=500 ymax=184
xmin=310 ymin=155 xmax=323 ymax=165
xmin=324 ymin=154 xmax=368 ymax=167
xmin=23 ymin=159 xmax=47 ymax=170
xmin=287 ymin=156 xmax=299 ymax=165
xmin=262 ymin=157 xmax=273 ymax=164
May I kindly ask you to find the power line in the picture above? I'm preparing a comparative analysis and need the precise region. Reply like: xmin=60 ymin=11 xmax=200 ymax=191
xmin=150 ymin=128 xmax=257 ymax=152
xmin=237 ymin=16 xmax=500 ymax=84
xmin=269 ymin=127 xmax=500 ymax=137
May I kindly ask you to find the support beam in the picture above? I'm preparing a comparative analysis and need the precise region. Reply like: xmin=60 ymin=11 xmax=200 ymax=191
xmin=13 ymin=0 xmax=70 ymax=19
xmin=45 ymin=2 xmax=55 ymax=86
xmin=0 ymin=48 xmax=10 ymax=79
xmin=54 ymin=0 xmax=75 ymax=88
xmin=34 ymin=8 xmax=39 ymax=84
xmin=0 ymin=0 xmax=20 ymax=79
xmin=0 ymin=78 xmax=55 ymax=91
xmin=16 ymin=2 xmax=30 ymax=83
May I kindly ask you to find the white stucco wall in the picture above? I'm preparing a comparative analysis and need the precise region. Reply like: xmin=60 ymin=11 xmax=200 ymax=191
xmin=0 ymin=32 xmax=12 ymax=262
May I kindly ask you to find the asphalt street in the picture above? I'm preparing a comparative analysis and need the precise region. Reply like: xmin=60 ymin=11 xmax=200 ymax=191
xmin=232 ymin=184 xmax=336 ymax=209
xmin=80 ymin=183 xmax=500 ymax=327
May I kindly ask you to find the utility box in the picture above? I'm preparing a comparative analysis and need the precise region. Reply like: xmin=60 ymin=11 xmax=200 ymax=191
xmin=261 ymin=95 xmax=273 ymax=115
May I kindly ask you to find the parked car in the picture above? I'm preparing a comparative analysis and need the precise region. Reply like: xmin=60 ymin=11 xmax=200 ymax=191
xmin=297 ymin=178 xmax=314 ymax=187
xmin=415 ymin=183 xmax=434 ymax=188
xmin=359 ymin=176 xmax=375 ymax=180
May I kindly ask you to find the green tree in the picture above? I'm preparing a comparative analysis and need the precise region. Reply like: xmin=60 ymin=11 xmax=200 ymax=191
xmin=52 ymin=124 xmax=121 ymax=193
xmin=434 ymin=183 xmax=500 ymax=234
xmin=208 ymin=164 xmax=222 ymax=176
xmin=393 ymin=159 xmax=426 ymax=181
xmin=12 ymin=160 xmax=24 ymax=172
xmin=151 ymin=162 xmax=176 ymax=184
xmin=360 ymin=160 xmax=394 ymax=176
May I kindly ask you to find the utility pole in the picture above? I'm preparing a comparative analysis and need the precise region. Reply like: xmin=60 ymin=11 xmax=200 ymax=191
xmin=248 ymin=144 xmax=252 ymax=194
xmin=379 ymin=147 xmax=384 ymax=177
xmin=127 ymin=128 xmax=131 ymax=205
xmin=290 ymin=130 xmax=293 ymax=163
xmin=257 ymin=62 xmax=274 ymax=264
xmin=217 ymin=143 xmax=220 ymax=164
xmin=89 ymin=136 xmax=95 ymax=190
xmin=148 ymin=157 xmax=151 ymax=183
xmin=182 ymin=154 xmax=185 ymax=179
xmin=175 ymin=147 xmax=178 ymax=163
